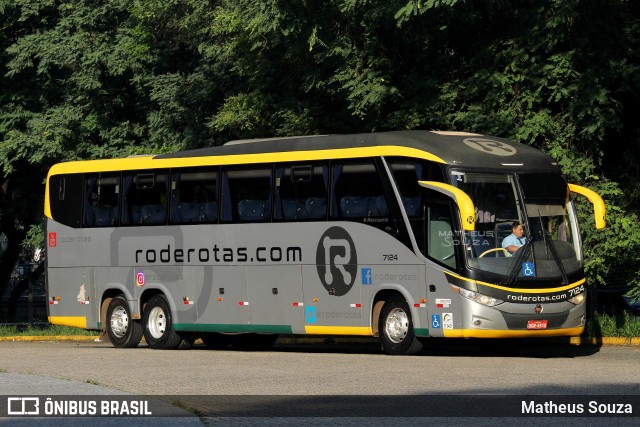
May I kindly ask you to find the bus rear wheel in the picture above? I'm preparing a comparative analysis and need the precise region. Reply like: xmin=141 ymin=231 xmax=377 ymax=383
xmin=106 ymin=295 xmax=143 ymax=348
xmin=143 ymin=295 xmax=183 ymax=350
xmin=379 ymin=294 xmax=423 ymax=355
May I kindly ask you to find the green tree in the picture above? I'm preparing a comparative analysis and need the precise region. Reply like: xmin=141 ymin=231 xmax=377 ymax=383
xmin=0 ymin=0 xmax=220 ymax=319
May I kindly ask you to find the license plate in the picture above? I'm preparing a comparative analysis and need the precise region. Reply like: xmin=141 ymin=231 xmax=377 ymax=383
xmin=527 ymin=320 xmax=548 ymax=330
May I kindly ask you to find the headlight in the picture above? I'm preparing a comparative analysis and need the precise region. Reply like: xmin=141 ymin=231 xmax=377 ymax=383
xmin=459 ymin=287 xmax=503 ymax=307
xmin=568 ymin=293 xmax=585 ymax=305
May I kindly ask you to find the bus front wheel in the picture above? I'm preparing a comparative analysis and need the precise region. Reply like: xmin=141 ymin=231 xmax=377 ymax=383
xmin=106 ymin=295 xmax=143 ymax=348
xmin=143 ymin=295 xmax=183 ymax=350
xmin=379 ymin=294 xmax=423 ymax=355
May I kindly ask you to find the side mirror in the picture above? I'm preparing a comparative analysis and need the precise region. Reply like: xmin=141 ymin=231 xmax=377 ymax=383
xmin=568 ymin=183 xmax=606 ymax=229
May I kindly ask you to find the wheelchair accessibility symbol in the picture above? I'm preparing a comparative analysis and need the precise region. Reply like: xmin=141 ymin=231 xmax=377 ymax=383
xmin=522 ymin=262 xmax=536 ymax=277
xmin=431 ymin=314 xmax=441 ymax=329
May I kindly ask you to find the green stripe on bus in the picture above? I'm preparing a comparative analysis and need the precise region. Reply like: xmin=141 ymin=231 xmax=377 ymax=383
xmin=415 ymin=328 xmax=429 ymax=337
xmin=174 ymin=324 xmax=292 ymax=334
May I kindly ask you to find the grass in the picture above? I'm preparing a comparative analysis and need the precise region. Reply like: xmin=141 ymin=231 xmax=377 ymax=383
xmin=0 ymin=325 xmax=98 ymax=337
xmin=586 ymin=311 xmax=640 ymax=338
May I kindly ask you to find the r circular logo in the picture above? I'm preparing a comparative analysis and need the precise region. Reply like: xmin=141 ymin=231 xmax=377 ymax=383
xmin=463 ymin=138 xmax=517 ymax=157
xmin=316 ymin=226 xmax=357 ymax=296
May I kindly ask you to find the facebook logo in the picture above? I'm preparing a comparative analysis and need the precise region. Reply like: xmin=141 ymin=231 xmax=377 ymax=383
xmin=305 ymin=306 xmax=317 ymax=323
xmin=361 ymin=268 xmax=372 ymax=285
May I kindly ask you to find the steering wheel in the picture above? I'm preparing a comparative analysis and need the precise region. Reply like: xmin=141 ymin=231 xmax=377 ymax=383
xmin=479 ymin=248 xmax=511 ymax=258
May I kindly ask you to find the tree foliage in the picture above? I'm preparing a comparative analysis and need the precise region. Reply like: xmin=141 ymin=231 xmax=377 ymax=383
xmin=1 ymin=0 xmax=639 ymax=311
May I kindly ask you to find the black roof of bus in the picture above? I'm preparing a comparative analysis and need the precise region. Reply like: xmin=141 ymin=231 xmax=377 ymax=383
xmin=156 ymin=130 xmax=559 ymax=171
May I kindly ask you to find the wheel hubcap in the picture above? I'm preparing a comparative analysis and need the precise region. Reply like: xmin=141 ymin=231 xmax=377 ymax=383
xmin=147 ymin=306 xmax=167 ymax=339
xmin=110 ymin=306 xmax=129 ymax=338
xmin=385 ymin=308 xmax=409 ymax=343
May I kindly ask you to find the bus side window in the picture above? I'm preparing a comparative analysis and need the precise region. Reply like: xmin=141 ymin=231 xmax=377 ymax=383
xmin=387 ymin=157 xmax=446 ymax=219
xmin=49 ymin=173 xmax=83 ymax=228
xmin=426 ymin=202 xmax=457 ymax=270
xmin=331 ymin=159 xmax=391 ymax=221
xmin=122 ymin=171 xmax=168 ymax=225
xmin=387 ymin=157 xmax=447 ymax=252
xmin=275 ymin=162 xmax=328 ymax=221
xmin=83 ymin=173 xmax=121 ymax=227
xmin=170 ymin=168 xmax=218 ymax=224
xmin=221 ymin=166 xmax=273 ymax=222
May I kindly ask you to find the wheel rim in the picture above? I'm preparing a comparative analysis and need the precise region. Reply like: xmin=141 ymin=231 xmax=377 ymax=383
xmin=110 ymin=306 xmax=129 ymax=338
xmin=385 ymin=307 xmax=409 ymax=344
xmin=147 ymin=306 xmax=167 ymax=339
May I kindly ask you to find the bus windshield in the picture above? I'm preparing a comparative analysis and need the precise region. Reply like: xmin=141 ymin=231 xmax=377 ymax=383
xmin=451 ymin=171 xmax=582 ymax=281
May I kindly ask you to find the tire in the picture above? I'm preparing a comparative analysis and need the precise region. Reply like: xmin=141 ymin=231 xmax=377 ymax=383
xmin=143 ymin=295 xmax=183 ymax=350
xmin=231 ymin=334 xmax=279 ymax=351
xmin=106 ymin=295 xmax=143 ymax=348
xmin=379 ymin=294 xmax=423 ymax=355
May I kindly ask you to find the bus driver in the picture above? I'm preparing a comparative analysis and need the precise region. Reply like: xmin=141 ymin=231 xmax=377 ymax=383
xmin=502 ymin=221 xmax=527 ymax=254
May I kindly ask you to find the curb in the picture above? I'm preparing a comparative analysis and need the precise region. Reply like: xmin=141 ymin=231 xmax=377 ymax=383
xmin=569 ymin=336 xmax=640 ymax=346
xmin=1 ymin=335 xmax=639 ymax=346
xmin=0 ymin=335 xmax=99 ymax=342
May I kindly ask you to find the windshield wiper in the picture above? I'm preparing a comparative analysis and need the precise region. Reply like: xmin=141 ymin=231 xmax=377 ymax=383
xmin=503 ymin=239 xmax=534 ymax=286
xmin=537 ymin=211 xmax=569 ymax=285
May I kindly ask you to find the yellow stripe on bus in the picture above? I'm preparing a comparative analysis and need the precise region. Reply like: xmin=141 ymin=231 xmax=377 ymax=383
xmin=48 ymin=316 xmax=87 ymax=329
xmin=443 ymin=326 xmax=584 ymax=338
xmin=304 ymin=326 xmax=374 ymax=336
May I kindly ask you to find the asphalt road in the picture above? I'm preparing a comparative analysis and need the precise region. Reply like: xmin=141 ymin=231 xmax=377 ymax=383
xmin=0 ymin=339 xmax=638 ymax=425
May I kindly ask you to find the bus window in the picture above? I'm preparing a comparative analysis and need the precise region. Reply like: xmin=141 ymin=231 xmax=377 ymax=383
xmin=222 ymin=166 xmax=273 ymax=222
xmin=48 ymin=173 xmax=83 ymax=228
xmin=275 ymin=162 xmax=328 ymax=221
xmin=331 ymin=159 xmax=391 ymax=220
xmin=387 ymin=157 xmax=446 ymax=218
xmin=122 ymin=170 xmax=169 ymax=225
xmin=84 ymin=173 xmax=121 ymax=227
xmin=426 ymin=202 xmax=457 ymax=270
xmin=170 ymin=168 xmax=218 ymax=224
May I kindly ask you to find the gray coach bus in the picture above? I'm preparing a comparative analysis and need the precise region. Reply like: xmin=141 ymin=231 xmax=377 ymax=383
xmin=45 ymin=131 xmax=605 ymax=354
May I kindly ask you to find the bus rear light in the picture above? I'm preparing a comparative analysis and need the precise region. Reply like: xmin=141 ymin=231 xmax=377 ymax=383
xmin=293 ymin=302 xmax=304 ymax=307
xmin=350 ymin=303 xmax=361 ymax=308
xmin=414 ymin=303 xmax=426 ymax=308
xmin=238 ymin=301 xmax=249 ymax=306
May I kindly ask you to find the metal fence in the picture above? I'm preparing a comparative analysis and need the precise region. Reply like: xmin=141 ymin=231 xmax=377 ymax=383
xmin=0 ymin=261 xmax=48 ymax=325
